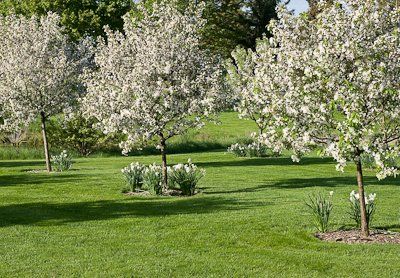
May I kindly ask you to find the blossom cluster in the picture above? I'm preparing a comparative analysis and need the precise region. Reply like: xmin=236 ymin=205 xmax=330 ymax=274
xmin=0 ymin=13 xmax=93 ymax=131
xmin=121 ymin=159 xmax=205 ymax=195
xmin=349 ymin=189 xmax=377 ymax=227
xmin=349 ymin=190 xmax=376 ymax=206
xmin=82 ymin=1 xmax=226 ymax=155
xmin=227 ymin=142 xmax=274 ymax=158
xmin=229 ymin=0 xmax=400 ymax=179
xmin=168 ymin=159 xmax=205 ymax=196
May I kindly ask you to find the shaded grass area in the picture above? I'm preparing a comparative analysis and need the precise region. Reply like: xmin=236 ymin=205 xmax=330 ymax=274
xmin=0 ymin=152 xmax=399 ymax=277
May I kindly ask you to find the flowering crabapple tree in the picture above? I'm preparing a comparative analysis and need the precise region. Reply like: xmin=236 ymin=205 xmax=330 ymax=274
xmin=82 ymin=1 xmax=225 ymax=192
xmin=0 ymin=13 xmax=92 ymax=172
xmin=257 ymin=0 xmax=400 ymax=236
xmin=226 ymin=39 xmax=284 ymax=153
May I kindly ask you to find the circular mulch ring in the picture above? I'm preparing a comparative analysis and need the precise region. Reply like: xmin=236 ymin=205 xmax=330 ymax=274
xmin=123 ymin=189 xmax=199 ymax=197
xmin=316 ymin=230 xmax=400 ymax=244
xmin=124 ymin=190 xmax=152 ymax=197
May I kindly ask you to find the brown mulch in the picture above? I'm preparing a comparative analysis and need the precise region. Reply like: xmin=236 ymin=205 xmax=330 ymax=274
xmin=316 ymin=230 xmax=400 ymax=244
xmin=123 ymin=189 xmax=198 ymax=197
xmin=123 ymin=190 xmax=152 ymax=196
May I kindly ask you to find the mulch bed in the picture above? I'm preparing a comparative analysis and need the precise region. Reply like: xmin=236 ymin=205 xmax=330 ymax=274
xmin=124 ymin=189 xmax=198 ymax=197
xmin=123 ymin=190 xmax=152 ymax=196
xmin=316 ymin=230 xmax=400 ymax=244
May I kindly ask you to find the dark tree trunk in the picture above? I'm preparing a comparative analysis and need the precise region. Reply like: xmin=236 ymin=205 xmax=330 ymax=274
xmin=160 ymin=136 xmax=168 ymax=193
xmin=356 ymin=158 xmax=369 ymax=237
xmin=40 ymin=112 xmax=52 ymax=172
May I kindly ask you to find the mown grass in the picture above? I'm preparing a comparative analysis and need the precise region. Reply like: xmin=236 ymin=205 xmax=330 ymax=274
xmin=0 ymin=152 xmax=399 ymax=277
xmin=1 ymin=112 xmax=399 ymax=277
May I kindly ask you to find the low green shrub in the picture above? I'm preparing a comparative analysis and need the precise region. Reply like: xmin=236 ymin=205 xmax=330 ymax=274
xmin=228 ymin=142 xmax=279 ymax=158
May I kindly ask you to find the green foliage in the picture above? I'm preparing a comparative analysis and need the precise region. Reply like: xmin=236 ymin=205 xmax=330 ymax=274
xmin=0 ymin=0 xmax=132 ymax=40
xmin=228 ymin=142 xmax=279 ymax=158
xmin=121 ymin=162 xmax=163 ymax=194
xmin=132 ymin=0 xmax=280 ymax=57
xmin=0 ymin=112 xmax=255 ymax=158
xmin=307 ymin=0 xmax=334 ymax=18
xmin=47 ymin=115 xmax=122 ymax=157
xmin=305 ymin=191 xmax=334 ymax=233
xmin=0 ymin=146 xmax=43 ymax=160
xmin=361 ymin=153 xmax=398 ymax=170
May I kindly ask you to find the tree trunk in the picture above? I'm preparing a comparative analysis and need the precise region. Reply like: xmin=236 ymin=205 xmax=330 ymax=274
xmin=356 ymin=158 xmax=369 ymax=237
xmin=160 ymin=136 xmax=168 ymax=193
xmin=40 ymin=112 xmax=52 ymax=172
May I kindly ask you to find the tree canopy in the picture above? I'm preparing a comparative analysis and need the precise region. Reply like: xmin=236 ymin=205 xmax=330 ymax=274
xmin=0 ymin=0 xmax=132 ymax=40
xmin=229 ymin=0 xmax=400 ymax=236
xmin=133 ymin=0 xmax=281 ymax=57
xmin=82 ymin=2 xmax=226 ymax=190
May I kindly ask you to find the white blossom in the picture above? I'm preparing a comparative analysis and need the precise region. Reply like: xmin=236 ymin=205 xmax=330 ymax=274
xmin=251 ymin=0 xmax=400 ymax=178
xmin=0 ymin=13 xmax=91 ymax=127
xmin=227 ymin=37 xmax=283 ymax=144
xmin=82 ymin=2 xmax=226 ymax=155
xmin=0 ymin=13 xmax=92 ymax=170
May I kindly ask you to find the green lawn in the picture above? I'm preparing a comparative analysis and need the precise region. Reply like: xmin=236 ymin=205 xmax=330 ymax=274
xmin=0 ymin=113 xmax=400 ymax=277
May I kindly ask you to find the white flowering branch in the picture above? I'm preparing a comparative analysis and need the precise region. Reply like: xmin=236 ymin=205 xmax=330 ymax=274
xmin=82 ymin=1 xmax=226 ymax=191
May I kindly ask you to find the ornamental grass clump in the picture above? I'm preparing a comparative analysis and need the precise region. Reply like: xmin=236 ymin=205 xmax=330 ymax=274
xmin=142 ymin=163 xmax=163 ymax=195
xmin=169 ymin=159 xmax=205 ymax=196
xmin=121 ymin=162 xmax=145 ymax=192
xmin=349 ymin=190 xmax=376 ymax=228
xmin=305 ymin=191 xmax=334 ymax=233
xmin=51 ymin=150 xmax=73 ymax=172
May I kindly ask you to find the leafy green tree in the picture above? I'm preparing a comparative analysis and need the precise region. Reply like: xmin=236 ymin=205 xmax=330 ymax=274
xmin=0 ymin=0 xmax=132 ymax=40
xmin=47 ymin=115 xmax=108 ymax=156
xmin=133 ymin=0 xmax=281 ymax=57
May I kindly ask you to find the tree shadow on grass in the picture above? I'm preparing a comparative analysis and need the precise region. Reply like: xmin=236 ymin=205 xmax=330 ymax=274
xmin=0 ymin=160 xmax=44 ymax=168
xmin=196 ymin=156 xmax=334 ymax=168
xmin=0 ymin=173 xmax=86 ymax=187
xmin=205 ymin=176 xmax=400 ymax=195
xmin=0 ymin=196 xmax=268 ymax=227
xmin=267 ymin=176 xmax=400 ymax=189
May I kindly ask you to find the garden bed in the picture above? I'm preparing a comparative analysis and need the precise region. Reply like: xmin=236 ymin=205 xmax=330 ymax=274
xmin=123 ymin=189 xmax=199 ymax=197
xmin=316 ymin=230 xmax=400 ymax=244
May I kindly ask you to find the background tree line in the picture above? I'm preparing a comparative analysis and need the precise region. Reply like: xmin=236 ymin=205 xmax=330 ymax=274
xmin=0 ymin=0 xmax=287 ymax=57
xmin=0 ymin=0 xmax=288 ymax=156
